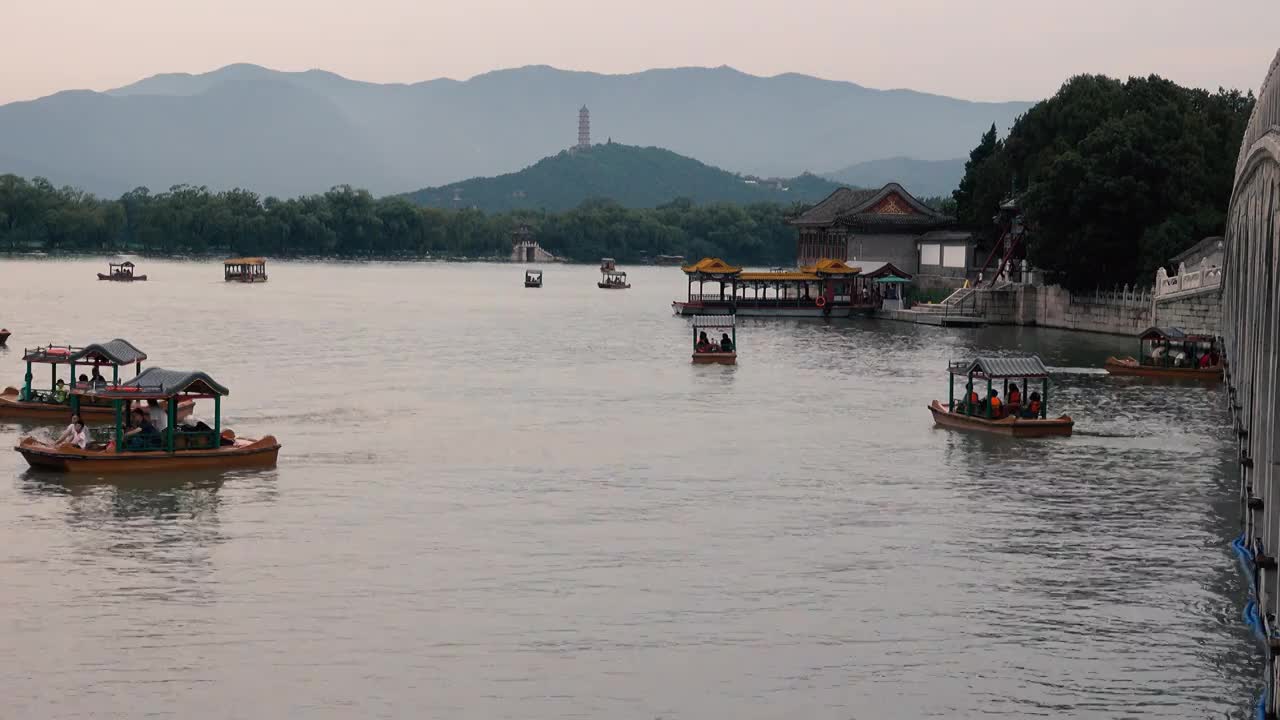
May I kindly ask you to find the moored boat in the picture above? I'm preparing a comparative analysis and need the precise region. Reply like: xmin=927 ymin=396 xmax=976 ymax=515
xmin=0 ymin=340 xmax=194 ymax=422
xmin=929 ymin=355 xmax=1073 ymax=437
xmin=15 ymin=367 xmax=280 ymax=473
xmin=97 ymin=261 xmax=146 ymax=281
xmin=691 ymin=315 xmax=737 ymax=365
xmin=672 ymin=257 xmax=885 ymax=317
xmin=1103 ymin=326 xmax=1222 ymax=381
xmin=598 ymin=258 xmax=630 ymax=289
xmin=525 ymin=269 xmax=543 ymax=288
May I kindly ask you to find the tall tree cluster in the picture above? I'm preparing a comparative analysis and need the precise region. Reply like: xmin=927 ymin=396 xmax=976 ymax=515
xmin=0 ymin=176 xmax=807 ymax=266
xmin=952 ymin=74 xmax=1253 ymax=290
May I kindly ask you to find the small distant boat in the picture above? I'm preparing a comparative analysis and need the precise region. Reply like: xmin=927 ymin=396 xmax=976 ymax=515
xmin=98 ymin=261 xmax=146 ymax=282
xmin=929 ymin=355 xmax=1073 ymax=437
xmin=1104 ymin=326 xmax=1223 ymax=381
xmin=524 ymin=269 xmax=543 ymax=288
xmin=598 ymin=258 xmax=630 ymax=289
xmin=654 ymin=254 xmax=686 ymax=266
xmin=0 ymin=339 xmax=194 ymax=422
xmin=0 ymin=328 xmax=9 ymax=347
xmin=225 ymin=257 xmax=268 ymax=283
xmin=15 ymin=367 xmax=280 ymax=473
xmin=691 ymin=315 xmax=737 ymax=365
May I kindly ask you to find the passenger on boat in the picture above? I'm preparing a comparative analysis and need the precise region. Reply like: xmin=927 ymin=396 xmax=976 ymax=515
xmin=1199 ymin=350 xmax=1220 ymax=368
xmin=90 ymin=367 xmax=106 ymax=387
xmin=77 ymin=373 xmax=89 ymax=388
xmin=146 ymin=398 xmax=168 ymax=433
xmin=1021 ymin=392 xmax=1042 ymax=419
xmin=957 ymin=383 xmax=980 ymax=415
xmin=124 ymin=408 xmax=158 ymax=444
xmin=1007 ymin=383 xmax=1021 ymax=408
xmin=720 ymin=333 xmax=734 ymax=352
xmin=696 ymin=331 xmax=714 ymax=353
xmin=53 ymin=379 xmax=67 ymax=403
xmin=56 ymin=414 xmax=88 ymax=449
xmin=988 ymin=390 xmax=1003 ymax=418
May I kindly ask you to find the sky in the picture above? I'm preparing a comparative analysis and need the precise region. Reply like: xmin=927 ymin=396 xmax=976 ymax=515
xmin=2 ymin=0 xmax=1276 ymax=105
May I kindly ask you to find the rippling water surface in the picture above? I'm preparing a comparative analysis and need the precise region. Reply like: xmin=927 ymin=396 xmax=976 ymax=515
xmin=0 ymin=258 xmax=1257 ymax=718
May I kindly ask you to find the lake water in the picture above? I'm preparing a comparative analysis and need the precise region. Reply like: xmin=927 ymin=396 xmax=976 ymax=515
xmin=0 ymin=258 xmax=1257 ymax=718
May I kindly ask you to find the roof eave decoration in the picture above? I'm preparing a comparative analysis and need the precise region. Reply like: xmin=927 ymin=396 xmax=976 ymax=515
xmin=681 ymin=257 xmax=743 ymax=276
xmin=800 ymin=258 xmax=862 ymax=276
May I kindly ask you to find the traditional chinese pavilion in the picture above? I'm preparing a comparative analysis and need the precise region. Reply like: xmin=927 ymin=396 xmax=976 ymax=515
xmin=790 ymin=183 xmax=963 ymax=275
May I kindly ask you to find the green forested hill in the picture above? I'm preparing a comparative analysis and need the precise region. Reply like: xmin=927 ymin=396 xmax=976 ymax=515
xmin=400 ymin=143 xmax=842 ymax=211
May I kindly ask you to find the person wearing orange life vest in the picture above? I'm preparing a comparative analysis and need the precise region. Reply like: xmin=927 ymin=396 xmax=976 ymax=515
xmin=959 ymin=382 xmax=980 ymax=414
xmin=987 ymin=389 xmax=1003 ymax=418
xmin=1007 ymin=383 xmax=1021 ymax=408
xmin=1021 ymin=391 xmax=1042 ymax=419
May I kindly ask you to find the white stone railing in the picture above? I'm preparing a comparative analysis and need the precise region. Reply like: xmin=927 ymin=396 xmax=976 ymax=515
xmin=1155 ymin=260 xmax=1223 ymax=299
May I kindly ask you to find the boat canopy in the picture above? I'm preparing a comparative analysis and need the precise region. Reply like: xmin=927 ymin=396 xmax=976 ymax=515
xmin=1138 ymin=326 xmax=1215 ymax=342
xmin=692 ymin=315 xmax=735 ymax=329
xmin=225 ymin=257 xmax=265 ymax=266
xmin=874 ymin=275 xmax=910 ymax=284
xmin=73 ymin=367 xmax=230 ymax=400
xmin=70 ymin=338 xmax=147 ymax=366
xmin=955 ymin=355 xmax=1049 ymax=380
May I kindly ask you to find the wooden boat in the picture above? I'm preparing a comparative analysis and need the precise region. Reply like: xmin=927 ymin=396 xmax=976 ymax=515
xmin=598 ymin=258 xmax=630 ymax=289
xmin=691 ymin=313 xmax=742 ymax=363
xmin=0 ymin=340 xmax=193 ymax=422
xmin=225 ymin=257 xmax=268 ymax=283
xmin=1103 ymin=327 xmax=1223 ymax=381
xmin=524 ymin=269 xmax=543 ymax=288
xmin=0 ymin=328 xmax=9 ymax=346
xmin=15 ymin=368 xmax=280 ymax=473
xmin=97 ymin=261 xmax=146 ymax=281
xmin=930 ymin=354 xmax=1073 ymax=437
xmin=691 ymin=315 xmax=737 ymax=365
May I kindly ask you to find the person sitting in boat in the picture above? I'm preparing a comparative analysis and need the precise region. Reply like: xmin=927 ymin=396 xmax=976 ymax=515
xmin=1199 ymin=350 xmax=1220 ymax=369
xmin=988 ymin=389 xmax=1003 ymax=418
xmin=53 ymin=379 xmax=68 ymax=403
xmin=696 ymin=331 xmax=714 ymax=353
xmin=720 ymin=333 xmax=734 ymax=352
xmin=77 ymin=373 xmax=89 ymax=388
xmin=1007 ymin=383 xmax=1021 ymax=410
xmin=957 ymin=382 xmax=980 ymax=415
xmin=90 ymin=367 xmax=106 ymax=387
xmin=1021 ymin=392 xmax=1042 ymax=419
xmin=146 ymin=398 xmax=168 ymax=433
xmin=124 ymin=408 xmax=158 ymax=444
xmin=56 ymin=414 xmax=88 ymax=449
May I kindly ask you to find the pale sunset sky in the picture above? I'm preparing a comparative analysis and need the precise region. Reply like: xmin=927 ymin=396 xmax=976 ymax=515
xmin=2 ymin=0 xmax=1275 ymax=105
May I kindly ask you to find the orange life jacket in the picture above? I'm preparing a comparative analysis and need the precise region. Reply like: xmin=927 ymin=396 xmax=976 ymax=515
xmin=1030 ymin=400 xmax=1041 ymax=415
xmin=990 ymin=397 xmax=1003 ymax=415
xmin=968 ymin=392 xmax=979 ymax=404
xmin=1008 ymin=390 xmax=1021 ymax=405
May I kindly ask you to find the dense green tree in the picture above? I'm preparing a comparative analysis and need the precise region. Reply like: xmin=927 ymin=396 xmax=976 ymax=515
xmin=952 ymin=74 xmax=1253 ymax=289
xmin=0 ymin=174 xmax=813 ymax=266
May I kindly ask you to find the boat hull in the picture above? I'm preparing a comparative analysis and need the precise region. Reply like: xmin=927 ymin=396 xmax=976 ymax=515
xmin=0 ymin=330 xmax=8 ymax=346
xmin=525 ymin=281 xmax=542 ymax=288
xmin=1103 ymin=356 xmax=1222 ymax=381
xmin=928 ymin=400 xmax=1073 ymax=437
xmin=599 ymin=283 xmax=630 ymax=289
xmin=97 ymin=274 xmax=147 ymax=281
xmin=226 ymin=276 xmax=268 ymax=283
xmin=692 ymin=352 xmax=737 ymax=365
xmin=0 ymin=387 xmax=194 ymax=422
xmin=16 ymin=435 xmax=281 ymax=473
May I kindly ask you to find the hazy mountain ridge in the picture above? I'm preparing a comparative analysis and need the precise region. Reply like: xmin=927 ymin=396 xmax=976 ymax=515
xmin=400 ymin=142 xmax=844 ymax=211
xmin=823 ymin=157 xmax=966 ymax=197
xmin=0 ymin=63 xmax=1032 ymax=198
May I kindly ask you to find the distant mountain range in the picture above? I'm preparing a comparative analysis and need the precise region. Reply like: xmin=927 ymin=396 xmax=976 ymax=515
xmin=823 ymin=157 xmax=966 ymax=198
xmin=0 ymin=63 xmax=1030 ymax=198
xmin=402 ymin=142 xmax=843 ymax=211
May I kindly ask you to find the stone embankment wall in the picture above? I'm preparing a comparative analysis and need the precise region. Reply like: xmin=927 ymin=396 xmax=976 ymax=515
xmin=970 ymin=284 xmax=1222 ymax=336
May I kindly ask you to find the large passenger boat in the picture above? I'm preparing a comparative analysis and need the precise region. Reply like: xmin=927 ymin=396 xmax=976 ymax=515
xmin=16 ymin=368 xmax=280 ymax=473
xmin=671 ymin=257 xmax=886 ymax=317
xmin=1104 ymin=326 xmax=1223 ymax=381
xmin=0 ymin=340 xmax=195 ymax=422
xmin=929 ymin=355 xmax=1074 ymax=437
